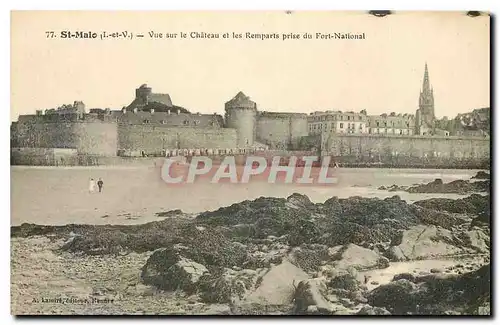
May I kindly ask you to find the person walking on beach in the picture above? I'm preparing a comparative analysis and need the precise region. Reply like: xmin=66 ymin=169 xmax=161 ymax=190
xmin=89 ymin=178 xmax=96 ymax=193
xmin=97 ymin=178 xmax=104 ymax=193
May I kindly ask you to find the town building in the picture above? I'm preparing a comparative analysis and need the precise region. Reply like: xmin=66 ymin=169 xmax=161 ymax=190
xmin=307 ymin=110 xmax=368 ymax=135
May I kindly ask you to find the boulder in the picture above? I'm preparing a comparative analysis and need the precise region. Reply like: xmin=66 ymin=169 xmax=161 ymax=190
xmin=386 ymin=225 xmax=469 ymax=261
xmin=328 ymin=273 xmax=362 ymax=292
xmin=392 ymin=273 xmax=416 ymax=282
xmin=331 ymin=244 xmax=390 ymax=271
xmin=292 ymin=278 xmax=333 ymax=315
xmin=141 ymin=248 xmax=208 ymax=291
xmin=243 ymin=260 xmax=310 ymax=306
xmin=456 ymin=229 xmax=490 ymax=253
xmin=286 ymin=193 xmax=314 ymax=210
xmin=367 ymin=279 xmax=417 ymax=314
xmin=197 ymin=268 xmax=262 ymax=304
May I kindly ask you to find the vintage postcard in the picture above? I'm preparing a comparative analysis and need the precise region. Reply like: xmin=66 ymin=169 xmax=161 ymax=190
xmin=10 ymin=11 xmax=490 ymax=316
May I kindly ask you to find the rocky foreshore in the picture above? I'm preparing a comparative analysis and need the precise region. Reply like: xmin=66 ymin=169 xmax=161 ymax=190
xmin=11 ymin=192 xmax=490 ymax=315
xmin=378 ymin=171 xmax=490 ymax=194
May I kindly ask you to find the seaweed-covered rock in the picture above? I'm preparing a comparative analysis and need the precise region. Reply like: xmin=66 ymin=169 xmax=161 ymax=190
xmin=406 ymin=179 xmax=489 ymax=194
xmin=328 ymin=273 xmax=362 ymax=292
xmin=367 ymin=279 xmax=417 ymax=314
xmin=368 ymin=265 xmax=490 ymax=315
xmin=411 ymin=205 xmax=469 ymax=230
xmin=290 ymin=245 xmax=329 ymax=272
xmin=287 ymin=220 xmax=321 ymax=246
xmin=472 ymin=171 xmax=490 ymax=179
xmin=198 ymin=268 xmax=261 ymax=304
xmin=286 ymin=193 xmax=314 ymax=209
xmin=392 ymin=273 xmax=416 ymax=282
xmin=414 ymin=194 xmax=489 ymax=216
xmin=176 ymin=226 xmax=249 ymax=268
xmin=141 ymin=248 xmax=208 ymax=291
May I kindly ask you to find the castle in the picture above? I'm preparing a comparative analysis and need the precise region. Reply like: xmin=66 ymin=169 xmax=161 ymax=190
xmin=11 ymin=64 xmax=490 ymax=167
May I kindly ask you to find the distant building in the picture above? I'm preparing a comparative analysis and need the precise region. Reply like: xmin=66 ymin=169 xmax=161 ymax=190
xmin=450 ymin=107 xmax=490 ymax=137
xmin=367 ymin=112 xmax=415 ymax=135
xmin=307 ymin=110 xmax=368 ymax=135
xmin=125 ymin=84 xmax=190 ymax=114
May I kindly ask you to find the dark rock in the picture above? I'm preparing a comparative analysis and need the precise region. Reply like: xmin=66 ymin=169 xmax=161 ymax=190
xmin=328 ymin=273 xmax=361 ymax=291
xmin=156 ymin=209 xmax=183 ymax=217
xmin=406 ymin=178 xmax=489 ymax=194
xmin=430 ymin=268 xmax=443 ymax=274
xmin=350 ymin=290 xmax=368 ymax=303
xmin=197 ymin=268 xmax=259 ymax=304
xmin=292 ymin=279 xmax=333 ymax=315
xmin=411 ymin=205 xmax=468 ymax=230
xmin=368 ymin=265 xmax=490 ymax=315
xmin=291 ymin=245 xmax=329 ymax=272
xmin=392 ymin=273 xmax=416 ymax=282
xmin=141 ymin=247 xmax=208 ymax=292
xmin=287 ymin=193 xmax=314 ymax=209
xmin=471 ymin=171 xmax=490 ymax=179
xmin=378 ymin=185 xmax=407 ymax=192
xmin=367 ymin=279 xmax=417 ymax=314
xmin=288 ymin=219 xmax=321 ymax=246
xmin=414 ymin=194 xmax=489 ymax=216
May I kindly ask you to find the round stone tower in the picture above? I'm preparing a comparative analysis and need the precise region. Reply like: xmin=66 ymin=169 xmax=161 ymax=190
xmin=225 ymin=91 xmax=257 ymax=148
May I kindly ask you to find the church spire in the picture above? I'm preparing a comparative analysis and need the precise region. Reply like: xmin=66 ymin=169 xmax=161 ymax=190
xmin=422 ymin=62 xmax=431 ymax=94
xmin=418 ymin=62 xmax=435 ymax=131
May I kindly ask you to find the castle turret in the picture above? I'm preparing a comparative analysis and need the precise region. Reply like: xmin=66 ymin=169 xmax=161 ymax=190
xmin=224 ymin=91 xmax=257 ymax=147
xmin=135 ymin=84 xmax=152 ymax=103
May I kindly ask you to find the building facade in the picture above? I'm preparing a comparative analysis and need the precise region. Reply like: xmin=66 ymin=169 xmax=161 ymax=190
xmin=307 ymin=110 xmax=368 ymax=135
xmin=367 ymin=113 xmax=415 ymax=135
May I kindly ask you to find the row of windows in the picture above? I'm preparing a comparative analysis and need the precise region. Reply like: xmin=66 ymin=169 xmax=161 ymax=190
xmin=142 ymin=119 xmax=203 ymax=125
xmin=309 ymin=115 xmax=364 ymax=122
xmin=371 ymin=121 xmax=412 ymax=127
xmin=309 ymin=123 xmax=363 ymax=130
xmin=309 ymin=127 xmax=413 ymax=134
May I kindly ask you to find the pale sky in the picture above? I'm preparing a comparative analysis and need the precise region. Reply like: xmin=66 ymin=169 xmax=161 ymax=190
xmin=11 ymin=11 xmax=490 ymax=121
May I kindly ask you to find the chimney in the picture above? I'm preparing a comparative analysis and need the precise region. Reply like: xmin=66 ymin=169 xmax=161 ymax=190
xmin=151 ymin=108 xmax=155 ymax=114
xmin=168 ymin=110 xmax=171 ymax=115
xmin=133 ymin=107 xmax=138 ymax=113
xmin=177 ymin=109 xmax=180 ymax=115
